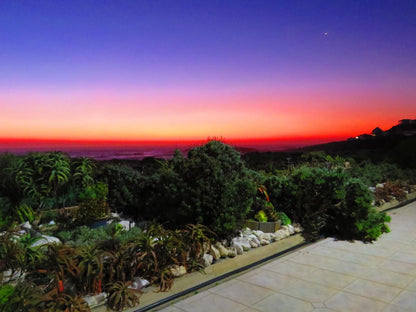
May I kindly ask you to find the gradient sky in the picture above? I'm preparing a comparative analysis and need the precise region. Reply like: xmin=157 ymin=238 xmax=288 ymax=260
xmin=1 ymin=0 xmax=415 ymax=146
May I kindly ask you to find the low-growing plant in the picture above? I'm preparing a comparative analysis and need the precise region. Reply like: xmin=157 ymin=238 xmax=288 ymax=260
xmin=43 ymin=293 xmax=91 ymax=312
xmin=56 ymin=230 xmax=76 ymax=243
xmin=16 ymin=204 xmax=36 ymax=223
xmin=356 ymin=210 xmax=391 ymax=241
xmin=254 ymin=210 xmax=267 ymax=222
xmin=374 ymin=180 xmax=407 ymax=205
xmin=106 ymin=281 xmax=141 ymax=312
xmin=0 ymin=282 xmax=43 ymax=312
xmin=40 ymin=210 xmax=58 ymax=224
xmin=277 ymin=211 xmax=291 ymax=225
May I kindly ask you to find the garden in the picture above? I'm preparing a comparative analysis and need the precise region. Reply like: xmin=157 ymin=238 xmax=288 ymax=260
xmin=1 ymin=140 xmax=412 ymax=311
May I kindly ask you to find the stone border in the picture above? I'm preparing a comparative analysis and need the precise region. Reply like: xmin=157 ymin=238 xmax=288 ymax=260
xmin=377 ymin=191 xmax=416 ymax=212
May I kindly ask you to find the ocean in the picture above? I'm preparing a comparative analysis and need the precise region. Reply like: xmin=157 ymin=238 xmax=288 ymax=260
xmin=0 ymin=139 xmax=319 ymax=160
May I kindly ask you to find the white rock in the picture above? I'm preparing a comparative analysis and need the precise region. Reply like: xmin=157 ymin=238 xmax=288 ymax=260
xmin=260 ymin=239 xmax=270 ymax=245
xmin=261 ymin=233 xmax=273 ymax=241
xmin=232 ymin=237 xmax=251 ymax=251
xmin=210 ymin=246 xmax=221 ymax=261
xmin=83 ymin=295 xmax=98 ymax=307
xmin=130 ymin=277 xmax=149 ymax=290
xmin=202 ymin=254 xmax=213 ymax=267
xmin=252 ymin=230 xmax=264 ymax=238
xmin=376 ymin=183 xmax=384 ymax=188
xmin=215 ymin=243 xmax=229 ymax=258
xmin=21 ymin=221 xmax=31 ymax=230
xmin=241 ymin=227 xmax=252 ymax=236
xmin=202 ymin=242 xmax=211 ymax=255
xmin=232 ymin=242 xmax=244 ymax=255
xmin=49 ymin=220 xmax=55 ymax=225
xmin=170 ymin=265 xmax=187 ymax=277
xmin=280 ymin=226 xmax=291 ymax=237
xmin=275 ymin=229 xmax=289 ymax=240
xmin=117 ymin=220 xmax=134 ymax=231
xmin=227 ymin=247 xmax=237 ymax=258
xmin=110 ymin=212 xmax=120 ymax=218
xmin=293 ymin=224 xmax=303 ymax=233
xmin=31 ymin=235 xmax=61 ymax=247
xmin=247 ymin=234 xmax=261 ymax=246
xmin=84 ymin=292 xmax=107 ymax=307
xmin=249 ymin=240 xmax=259 ymax=248
xmin=287 ymin=225 xmax=295 ymax=235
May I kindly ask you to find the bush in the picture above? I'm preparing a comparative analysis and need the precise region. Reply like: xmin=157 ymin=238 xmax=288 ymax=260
xmin=167 ymin=141 xmax=256 ymax=238
xmin=100 ymin=164 xmax=147 ymax=217
xmin=265 ymin=168 xmax=390 ymax=241
xmin=76 ymin=182 xmax=109 ymax=225
xmin=356 ymin=210 xmax=391 ymax=241
xmin=277 ymin=212 xmax=291 ymax=225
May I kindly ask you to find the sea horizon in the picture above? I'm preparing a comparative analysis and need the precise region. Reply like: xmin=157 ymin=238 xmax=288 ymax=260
xmin=0 ymin=137 xmax=343 ymax=160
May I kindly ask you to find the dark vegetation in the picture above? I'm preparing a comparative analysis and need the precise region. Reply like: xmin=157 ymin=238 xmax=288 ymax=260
xmin=1 ymin=120 xmax=414 ymax=311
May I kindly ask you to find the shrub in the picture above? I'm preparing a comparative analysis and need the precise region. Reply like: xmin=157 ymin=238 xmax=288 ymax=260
xmin=277 ymin=212 xmax=291 ymax=225
xmin=76 ymin=182 xmax=109 ymax=225
xmin=168 ymin=141 xmax=256 ymax=238
xmin=265 ymin=168 xmax=390 ymax=241
xmin=356 ymin=210 xmax=391 ymax=241
xmin=100 ymin=164 xmax=147 ymax=217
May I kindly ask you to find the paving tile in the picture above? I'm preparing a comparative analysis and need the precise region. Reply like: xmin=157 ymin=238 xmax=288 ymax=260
xmin=250 ymin=292 xmax=313 ymax=312
xmin=391 ymin=290 xmax=416 ymax=310
xmin=237 ymin=268 xmax=300 ymax=291
xmin=241 ymin=308 xmax=261 ymax=312
xmin=278 ymin=279 xmax=338 ymax=303
xmin=292 ymin=253 xmax=370 ymax=277
xmin=344 ymin=279 xmax=402 ymax=303
xmin=301 ymin=268 xmax=356 ymax=289
xmin=174 ymin=293 xmax=248 ymax=312
xmin=263 ymin=260 xmax=318 ymax=279
xmin=361 ymin=268 xmax=413 ymax=288
xmin=309 ymin=245 xmax=386 ymax=266
xmin=157 ymin=305 xmax=187 ymax=312
xmin=209 ymin=280 xmax=274 ymax=306
xmin=322 ymin=240 xmax=395 ymax=258
xmin=372 ymin=239 xmax=412 ymax=251
xmin=404 ymin=278 xmax=416 ymax=292
xmin=208 ymin=278 xmax=239 ymax=292
xmin=325 ymin=291 xmax=387 ymax=312
xmin=382 ymin=304 xmax=412 ymax=311
xmin=171 ymin=291 xmax=211 ymax=309
xmin=391 ymin=251 xmax=416 ymax=264
xmin=378 ymin=259 xmax=416 ymax=276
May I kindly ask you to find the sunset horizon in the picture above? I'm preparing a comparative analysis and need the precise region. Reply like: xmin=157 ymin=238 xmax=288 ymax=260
xmin=1 ymin=1 xmax=415 ymax=150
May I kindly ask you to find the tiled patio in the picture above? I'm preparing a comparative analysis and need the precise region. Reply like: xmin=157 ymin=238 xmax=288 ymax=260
xmin=156 ymin=201 xmax=416 ymax=312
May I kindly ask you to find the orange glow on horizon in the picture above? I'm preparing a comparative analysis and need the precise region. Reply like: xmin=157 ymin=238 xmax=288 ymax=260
xmin=1 ymin=88 xmax=414 ymax=146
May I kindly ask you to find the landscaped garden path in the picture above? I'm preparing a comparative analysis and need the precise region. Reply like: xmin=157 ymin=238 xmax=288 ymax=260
xmin=156 ymin=201 xmax=416 ymax=312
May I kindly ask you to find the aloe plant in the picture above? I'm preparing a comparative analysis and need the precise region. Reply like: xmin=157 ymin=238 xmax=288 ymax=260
xmin=106 ymin=281 xmax=141 ymax=312
xmin=76 ymin=244 xmax=104 ymax=294
xmin=43 ymin=293 xmax=90 ymax=312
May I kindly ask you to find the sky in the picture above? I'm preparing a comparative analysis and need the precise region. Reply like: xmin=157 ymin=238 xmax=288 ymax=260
xmin=0 ymin=0 xmax=415 ymax=148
